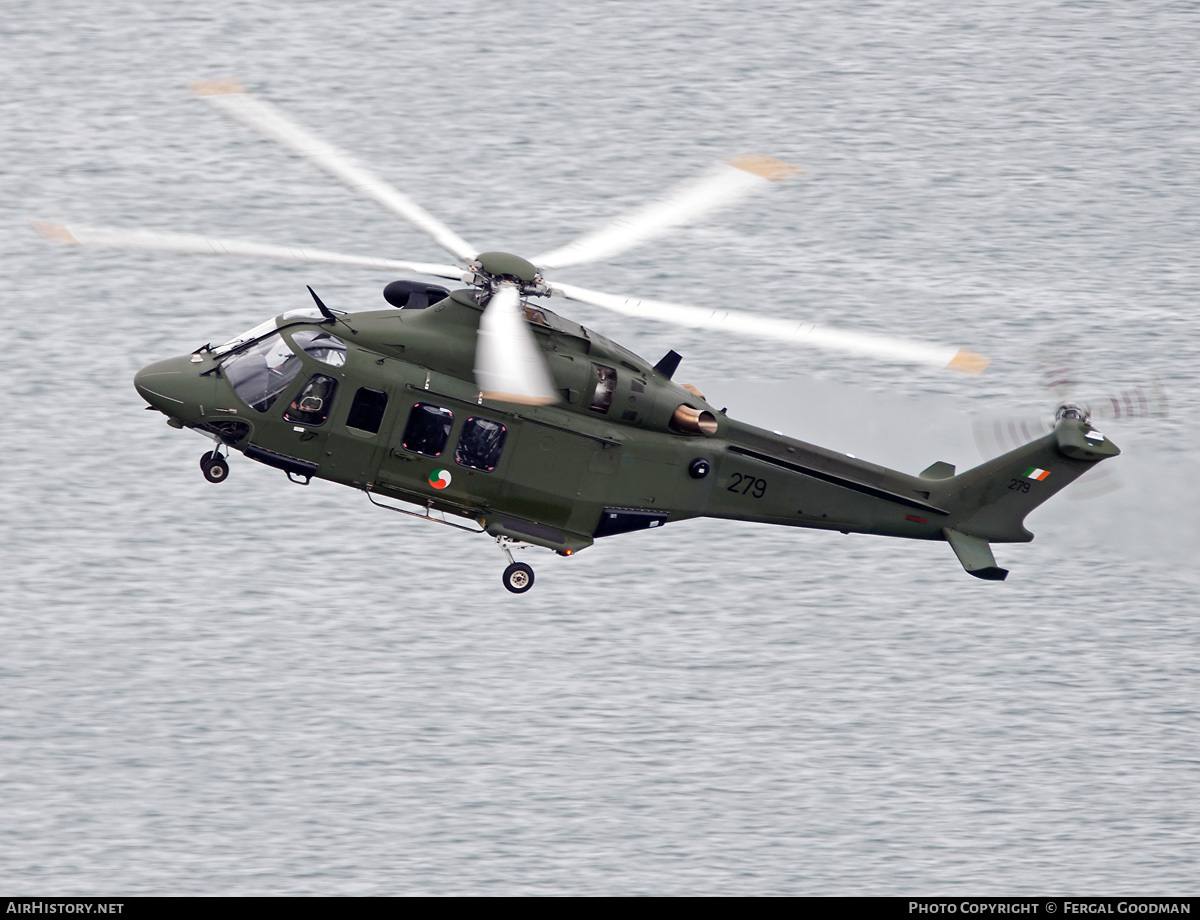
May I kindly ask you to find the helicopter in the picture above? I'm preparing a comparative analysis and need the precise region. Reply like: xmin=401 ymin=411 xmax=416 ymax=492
xmin=33 ymin=81 xmax=1120 ymax=592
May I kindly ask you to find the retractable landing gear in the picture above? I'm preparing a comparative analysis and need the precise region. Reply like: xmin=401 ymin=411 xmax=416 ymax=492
xmin=503 ymin=562 xmax=534 ymax=593
xmin=200 ymin=449 xmax=229 ymax=483
xmin=496 ymin=537 xmax=535 ymax=594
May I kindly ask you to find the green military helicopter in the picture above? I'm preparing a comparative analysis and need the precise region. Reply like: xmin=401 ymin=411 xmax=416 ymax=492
xmin=34 ymin=81 xmax=1119 ymax=592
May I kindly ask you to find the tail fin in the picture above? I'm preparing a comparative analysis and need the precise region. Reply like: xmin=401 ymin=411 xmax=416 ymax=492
xmin=939 ymin=417 xmax=1119 ymax=579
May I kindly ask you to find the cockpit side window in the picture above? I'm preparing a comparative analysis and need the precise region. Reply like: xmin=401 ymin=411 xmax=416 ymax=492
xmin=221 ymin=332 xmax=303 ymax=413
xmin=402 ymin=402 xmax=453 ymax=457
xmin=290 ymin=329 xmax=347 ymax=367
xmin=589 ymin=365 xmax=617 ymax=413
xmin=455 ymin=417 xmax=507 ymax=472
xmin=284 ymin=374 xmax=338 ymax=426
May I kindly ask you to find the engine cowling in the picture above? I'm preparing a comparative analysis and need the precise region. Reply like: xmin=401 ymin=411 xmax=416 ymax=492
xmin=383 ymin=280 xmax=451 ymax=310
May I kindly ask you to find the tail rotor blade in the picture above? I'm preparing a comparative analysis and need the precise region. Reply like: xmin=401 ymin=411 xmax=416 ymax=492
xmin=474 ymin=284 xmax=558 ymax=406
xmin=1065 ymin=465 xmax=1123 ymax=501
xmin=973 ymin=415 xmax=1053 ymax=457
xmin=1034 ymin=341 xmax=1081 ymax=397
xmin=1029 ymin=344 xmax=1169 ymax=421
xmin=29 ymin=219 xmax=464 ymax=281
xmin=534 ymin=155 xmax=802 ymax=270
xmin=549 ymin=280 xmax=989 ymax=374
xmin=1087 ymin=379 xmax=1168 ymax=422
xmin=191 ymin=80 xmax=477 ymax=262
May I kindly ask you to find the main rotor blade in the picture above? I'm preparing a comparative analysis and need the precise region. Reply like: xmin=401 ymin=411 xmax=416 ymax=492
xmin=533 ymin=155 xmax=803 ymax=270
xmin=474 ymin=284 xmax=558 ymax=406
xmin=191 ymin=80 xmax=478 ymax=262
xmin=549 ymin=281 xmax=990 ymax=374
xmin=30 ymin=219 xmax=464 ymax=281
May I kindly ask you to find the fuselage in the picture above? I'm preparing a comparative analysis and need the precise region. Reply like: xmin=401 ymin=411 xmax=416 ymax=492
xmin=133 ymin=290 xmax=1095 ymax=558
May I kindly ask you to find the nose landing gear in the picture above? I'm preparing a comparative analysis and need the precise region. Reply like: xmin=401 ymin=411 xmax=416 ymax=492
xmin=200 ymin=449 xmax=229 ymax=483
xmin=496 ymin=536 xmax=535 ymax=594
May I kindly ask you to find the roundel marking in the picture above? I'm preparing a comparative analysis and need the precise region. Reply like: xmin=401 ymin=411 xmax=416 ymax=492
xmin=429 ymin=468 xmax=452 ymax=490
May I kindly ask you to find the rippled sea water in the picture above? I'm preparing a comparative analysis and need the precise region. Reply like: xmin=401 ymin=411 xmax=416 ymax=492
xmin=2 ymin=0 xmax=1198 ymax=895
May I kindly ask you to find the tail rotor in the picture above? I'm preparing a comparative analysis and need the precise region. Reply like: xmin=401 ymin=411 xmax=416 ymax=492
xmin=973 ymin=343 xmax=1168 ymax=499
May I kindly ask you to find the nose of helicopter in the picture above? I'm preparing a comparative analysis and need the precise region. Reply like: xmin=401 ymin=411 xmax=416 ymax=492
xmin=134 ymin=355 xmax=213 ymax=420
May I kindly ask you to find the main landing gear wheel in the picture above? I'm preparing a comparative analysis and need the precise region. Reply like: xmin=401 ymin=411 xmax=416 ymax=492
xmin=502 ymin=562 xmax=535 ymax=594
xmin=200 ymin=451 xmax=229 ymax=483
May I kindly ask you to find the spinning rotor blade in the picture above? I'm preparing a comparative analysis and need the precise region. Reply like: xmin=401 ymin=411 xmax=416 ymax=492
xmin=1031 ymin=343 xmax=1168 ymax=420
xmin=475 ymin=284 xmax=558 ymax=406
xmin=1086 ymin=379 xmax=1168 ymax=422
xmin=973 ymin=415 xmax=1052 ymax=457
xmin=30 ymin=220 xmax=464 ymax=281
xmin=549 ymin=281 xmax=990 ymax=374
xmin=191 ymin=80 xmax=478 ymax=262
xmin=534 ymin=155 xmax=803 ymax=270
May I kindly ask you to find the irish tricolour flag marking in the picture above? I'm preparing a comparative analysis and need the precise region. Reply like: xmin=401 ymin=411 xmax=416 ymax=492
xmin=1023 ymin=467 xmax=1051 ymax=481
xmin=429 ymin=468 xmax=452 ymax=490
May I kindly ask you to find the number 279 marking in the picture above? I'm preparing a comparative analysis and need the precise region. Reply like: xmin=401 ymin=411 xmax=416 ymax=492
xmin=727 ymin=473 xmax=767 ymax=498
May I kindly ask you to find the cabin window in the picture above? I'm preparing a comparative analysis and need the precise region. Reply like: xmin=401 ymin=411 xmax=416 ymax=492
xmin=291 ymin=329 xmax=347 ymax=367
xmin=589 ymin=365 xmax=617 ymax=413
xmin=346 ymin=387 xmax=388 ymax=434
xmin=402 ymin=402 xmax=453 ymax=457
xmin=455 ymin=417 xmax=507 ymax=472
xmin=221 ymin=332 xmax=303 ymax=412
xmin=284 ymin=374 xmax=338 ymax=426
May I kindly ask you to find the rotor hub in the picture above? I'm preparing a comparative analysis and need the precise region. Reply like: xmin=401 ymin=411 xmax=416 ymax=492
xmin=473 ymin=251 xmax=539 ymax=283
xmin=1055 ymin=402 xmax=1091 ymax=424
xmin=462 ymin=251 xmax=550 ymax=298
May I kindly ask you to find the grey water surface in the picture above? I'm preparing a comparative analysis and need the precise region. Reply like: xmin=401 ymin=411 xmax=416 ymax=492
xmin=1 ymin=0 xmax=1198 ymax=895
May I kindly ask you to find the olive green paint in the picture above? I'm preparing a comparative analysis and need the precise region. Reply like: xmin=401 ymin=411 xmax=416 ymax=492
xmin=134 ymin=291 xmax=1120 ymax=582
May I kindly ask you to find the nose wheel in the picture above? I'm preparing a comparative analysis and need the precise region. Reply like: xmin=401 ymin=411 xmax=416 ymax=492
xmin=496 ymin=537 xmax=535 ymax=593
xmin=200 ymin=450 xmax=229 ymax=483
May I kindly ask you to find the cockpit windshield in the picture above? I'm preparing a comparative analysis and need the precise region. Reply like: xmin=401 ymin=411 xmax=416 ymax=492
xmin=221 ymin=332 xmax=303 ymax=412
xmin=214 ymin=317 xmax=278 ymax=356
xmin=216 ymin=309 xmax=348 ymax=413
xmin=212 ymin=307 xmax=326 ymax=357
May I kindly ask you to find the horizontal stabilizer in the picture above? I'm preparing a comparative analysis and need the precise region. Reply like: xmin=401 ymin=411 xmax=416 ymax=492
xmin=943 ymin=528 xmax=1008 ymax=581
